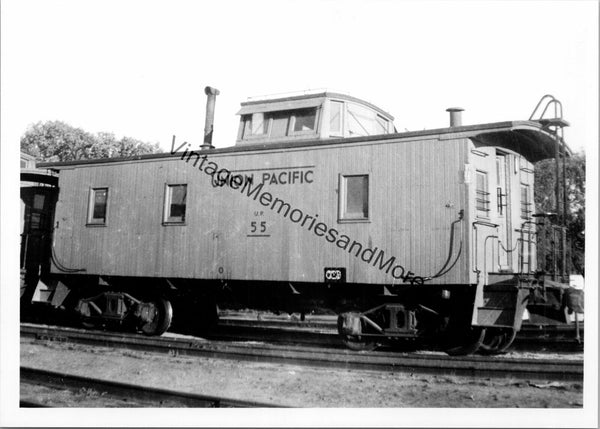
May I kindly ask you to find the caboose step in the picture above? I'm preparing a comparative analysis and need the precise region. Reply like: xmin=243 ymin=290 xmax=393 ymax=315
xmin=486 ymin=273 xmax=520 ymax=285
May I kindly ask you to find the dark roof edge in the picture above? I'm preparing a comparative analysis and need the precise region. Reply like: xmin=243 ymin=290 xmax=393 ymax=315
xmin=38 ymin=120 xmax=551 ymax=169
xmin=20 ymin=170 xmax=59 ymax=185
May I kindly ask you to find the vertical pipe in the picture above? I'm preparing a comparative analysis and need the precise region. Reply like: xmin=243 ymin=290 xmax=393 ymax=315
xmin=561 ymin=133 xmax=568 ymax=280
xmin=527 ymin=229 xmax=532 ymax=273
xmin=497 ymin=240 xmax=501 ymax=272
xmin=202 ymin=86 xmax=220 ymax=150
xmin=554 ymin=131 xmax=560 ymax=280
xmin=22 ymin=234 xmax=29 ymax=269
xmin=519 ymin=230 xmax=524 ymax=273
xmin=561 ymin=228 xmax=567 ymax=280
xmin=538 ymin=224 xmax=544 ymax=272
xmin=552 ymin=227 xmax=558 ymax=281
xmin=554 ymin=133 xmax=560 ymax=225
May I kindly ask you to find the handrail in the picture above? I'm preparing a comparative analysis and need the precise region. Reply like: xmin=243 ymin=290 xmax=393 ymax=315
xmin=472 ymin=221 xmax=499 ymax=281
xmin=529 ymin=94 xmax=564 ymax=121
xmin=529 ymin=95 xmax=569 ymax=279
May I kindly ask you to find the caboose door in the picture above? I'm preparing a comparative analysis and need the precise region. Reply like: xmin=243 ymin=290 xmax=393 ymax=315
xmin=495 ymin=152 xmax=512 ymax=271
xmin=20 ymin=186 xmax=57 ymax=304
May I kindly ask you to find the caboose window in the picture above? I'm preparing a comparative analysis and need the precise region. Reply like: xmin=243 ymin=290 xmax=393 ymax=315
xmin=475 ymin=171 xmax=490 ymax=214
xmin=340 ymin=175 xmax=369 ymax=221
xmin=347 ymin=103 xmax=389 ymax=136
xmin=269 ymin=111 xmax=290 ymax=138
xmin=164 ymin=184 xmax=187 ymax=224
xmin=242 ymin=113 xmax=268 ymax=138
xmin=291 ymin=108 xmax=317 ymax=133
xmin=251 ymin=113 xmax=268 ymax=135
xmin=520 ymin=184 xmax=531 ymax=219
xmin=241 ymin=108 xmax=318 ymax=139
xmin=87 ymin=188 xmax=108 ymax=225
xmin=329 ymin=101 xmax=343 ymax=135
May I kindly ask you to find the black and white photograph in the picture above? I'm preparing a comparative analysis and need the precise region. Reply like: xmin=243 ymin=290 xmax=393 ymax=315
xmin=1 ymin=0 xmax=598 ymax=427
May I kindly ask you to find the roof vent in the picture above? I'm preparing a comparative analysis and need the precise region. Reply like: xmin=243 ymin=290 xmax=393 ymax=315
xmin=446 ymin=107 xmax=464 ymax=127
xmin=201 ymin=86 xmax=220 ymax=150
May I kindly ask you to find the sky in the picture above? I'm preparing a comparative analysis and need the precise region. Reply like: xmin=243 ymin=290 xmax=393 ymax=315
xmin=1 ymin=0 xmax=597 ymax=154
xmin=1 ymin=0 xmax=598 ymax=427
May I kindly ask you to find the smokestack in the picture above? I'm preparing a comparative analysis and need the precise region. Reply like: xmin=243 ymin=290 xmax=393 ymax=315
xmin=446 ymin=107 xmax=464 ymax=127
xmin=202 ymin=86 xmax=220 ymax=150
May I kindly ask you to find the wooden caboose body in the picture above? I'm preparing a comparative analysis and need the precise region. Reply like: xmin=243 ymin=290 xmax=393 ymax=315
xmin=38 ymin=91 xmax=568 ymax=353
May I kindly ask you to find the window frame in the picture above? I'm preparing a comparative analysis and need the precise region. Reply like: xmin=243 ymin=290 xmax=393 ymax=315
xmin=475 ymin=170 xmax=490 ymax=217
xmin=241 ymin=113 xmax=271 ymax=141
xmin=250 ymin=112 xmax=269 ymax=136
xmin=329 ymin=100 xmax=344 ymax=137
xmin=346 ymin=102 xmax=372 ymax=136
xmin=520 ymin=183 xmax=532 ymax=219
xmin=288 ymin=107 xmax=320 ymax=136
xmin=163 ymin=183 xmax=188 ymax=225
xmin=241 ymin=107 xmax=320 ymax=141
xmin=268 ymin=111 xmax=291 ymax=139
xmin=338 ymin=174 xmax=370 ymax=223
xmin=86 ymin=187 xmax=109 ymax=227
xmin=346 ymin=101 xmax=392 ymax=137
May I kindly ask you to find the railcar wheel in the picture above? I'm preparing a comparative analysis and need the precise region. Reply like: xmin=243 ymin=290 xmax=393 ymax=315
xmin=337 ymin=312 xmax=378 ymax=351
xmin=139 ymin=298 xmax=173 ymax=336
xmin=478 ymin=328 xmax=517 ymax=355
xmin=77 ymin=298 xmax=101 ymax=330
xmin=444 ymin=326 xmax=486 ymax=356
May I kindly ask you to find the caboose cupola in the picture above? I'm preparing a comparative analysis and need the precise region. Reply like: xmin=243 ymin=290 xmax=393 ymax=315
xmin=236 ymin=90 xmax=395 ymax=145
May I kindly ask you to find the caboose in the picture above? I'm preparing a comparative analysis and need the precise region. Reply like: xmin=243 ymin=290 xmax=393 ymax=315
xmin=21 ymin=89 xmax=582 ymax=355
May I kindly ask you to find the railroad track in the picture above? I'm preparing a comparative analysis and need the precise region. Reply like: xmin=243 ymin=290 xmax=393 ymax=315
xmin=21 ymin=323 xmax=583 ymax=382
xmin=20 ymin=366 xmax=281 ymax=407
xmin=215 ymin=316 xmax=584 ymax=352
xmin=22 ymin=308 xmax=584 ymax=352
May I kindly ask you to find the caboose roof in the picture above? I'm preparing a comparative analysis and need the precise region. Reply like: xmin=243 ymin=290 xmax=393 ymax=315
xmin=20 ymin=169 xmax=58 ymax=185
xmin=39 ymin=120 xmax=568 ymax=169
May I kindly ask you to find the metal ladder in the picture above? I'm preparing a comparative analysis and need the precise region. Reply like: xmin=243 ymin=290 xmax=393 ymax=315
xmin=529 ymin=95 xmax=570 ymax=281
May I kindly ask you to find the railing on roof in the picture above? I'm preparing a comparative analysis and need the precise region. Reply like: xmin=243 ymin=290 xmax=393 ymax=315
xmin=245 ymin=88 xmax=331 ymax=102
xmin=529 ymin=94 xmax=564 ymax=122
xmin=244 ymin=88 xmax=381 ymax=107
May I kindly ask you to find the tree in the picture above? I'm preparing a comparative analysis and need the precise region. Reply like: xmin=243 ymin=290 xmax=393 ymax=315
xmin=116 ymin=136 xmax=160 ymax=158
xmin=20 ymin=121 xmax=161 ymax=162
xmin=534 ymin=152 xmax=585 ymax=276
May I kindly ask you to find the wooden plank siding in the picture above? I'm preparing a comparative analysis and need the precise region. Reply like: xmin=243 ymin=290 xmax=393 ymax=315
xmin=52 ymin=135 xmax=474 ymax=286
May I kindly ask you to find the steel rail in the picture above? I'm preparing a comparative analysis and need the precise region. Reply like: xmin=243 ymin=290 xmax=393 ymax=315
xmin=220 ymin=314 xmax=585 ymax=337
xmin=20 ymin=366 xmax=282 ymax=408
xmin=21 ymin=324 xmax=583 ymax=382
xmin=216 ymin=318 xmax=584 ymax=352
xmin=218 ymin=316 xmax=585 ymax=336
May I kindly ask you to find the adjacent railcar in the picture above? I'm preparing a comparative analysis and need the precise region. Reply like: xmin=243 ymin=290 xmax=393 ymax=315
xmin=22 ymin=90 xmax=582 ymax=354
